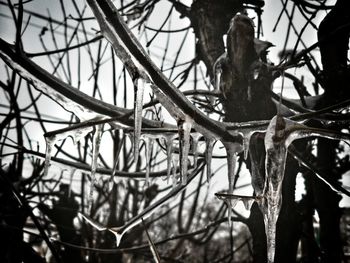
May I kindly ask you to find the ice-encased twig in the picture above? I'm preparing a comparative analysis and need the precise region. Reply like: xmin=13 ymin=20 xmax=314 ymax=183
xmin=86 ymin=0 xmax=240 ymax=144
xmin=289 ymin=145 xmax=350 ymax=196
xmin=142 ymin=218 xmax=161 ymax=263
xmin=177 ymin=116 xmax=193 ymax=185
xmin=88 ymin=124 xmax=104 ymax=212
xmin=79 ymin=160 xmax=205 ymax=247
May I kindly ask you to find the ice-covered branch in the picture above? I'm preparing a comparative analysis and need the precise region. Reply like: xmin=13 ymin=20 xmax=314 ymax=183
xmin=80 ymin=160 xmax=205 ymax=247
xmin=86 ymin=0 xmax=240 ymax=143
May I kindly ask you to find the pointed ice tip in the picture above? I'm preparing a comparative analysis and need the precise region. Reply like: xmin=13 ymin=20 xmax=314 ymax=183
xmin=206 ymin=175 xmax=211 ymax=185
xmin=115 ymin=233 xmax=123 ymax=247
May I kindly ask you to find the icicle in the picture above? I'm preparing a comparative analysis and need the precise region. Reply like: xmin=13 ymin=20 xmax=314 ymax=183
xmin=241 ymin=131 xmax=254 ymax=160
xmin=142 ymin=135 xmax=154 ymax=187
xmin=216 ymin=193 xmax=255 ymax=211
xmin=222 ymin=142 xmax=240 ymax=228
xmin=43 ymin=136 xmax=56 ymax=177
xmin=88 ymin=124 xmax=103 ymax=212
xmin=217 ymin=193 xmax=256 ymax=227
xmin=110 ymin=133 xmax=125 ymax=191
xmin=205 ymin=137 xmax=216 ymax=184
xmin=213 ymin=53 xmax=226 ymax=92
xmin=177 ymin=116 xmax=193 ymax=185
xmin=239 ymin=126 xmax=266 ymax=160
xmin=242 ymin=198 xmax=254 ymax=211
xmin=261 ymin=115 xmax=291 ymax=263
xmin=191 ymin=132 xmax=202 ymax=168
xmin=70 ymin=126 xmax=93 ymax=145
xmin=164 ymin=133 xmax=177 ymax=183
xmin=133 ymin=78 xmax=146 ymax=165
xmin=262 ymin=115 xmax=350 ymax=263
xmin=171 ymin=154 xmax=179 ymax=187
xmin=223 ymin=142 xmax=240 ymax=195
xmin=215 ymin=68 xmax=222 ymax=92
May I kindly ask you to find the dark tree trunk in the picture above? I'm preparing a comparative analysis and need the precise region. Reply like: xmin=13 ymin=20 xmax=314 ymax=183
xmin=315 ymin=0 xmax=350 ymax=262
xmin=189 ymin=2 xmax=301 ymax=262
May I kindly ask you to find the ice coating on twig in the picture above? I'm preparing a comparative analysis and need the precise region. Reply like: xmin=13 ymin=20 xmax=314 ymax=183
xmin=177 ymin=116 xmax=193 ymax=185
xmin=133 ymin=78 xmax=146 ymax=165
xmin=79 ymin=162 xmax=205 ymax=247
xmin=45 ymin=124 xmax=94 ymax=147
xmin=191 ymin=132 xmax=202 ymax=168
xmin=70 ymin=126 xmax=94 ymax=145
xmin=78 ymin=213 xmax=124 ymax=246
xmin=88 ymin=124 xmax=103 ymax=212
xmin=43 ymin=136 xmax=56 ymax=178
xmin=205 ymin=137 xmax=216 ymax=184
xmin=142 ymin=218 xmax=161 ymax=263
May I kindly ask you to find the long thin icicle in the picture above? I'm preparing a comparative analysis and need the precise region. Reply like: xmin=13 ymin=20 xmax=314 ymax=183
xmin=171 ymin=154 xmax=179 ymax=187
xmin=223 ymin=142 xmax=240 ymax=195
xmin=43 ymin=136 xmax=56 ymax=177
xmin=88 ymin=124 xmax=103 ymax=212
xmin=177 ymin=115 xmax=193 ymax=185
xmin=213 ymin=53 xmax=226 ymax=92
xmin=191 ymin=132 xmax=202 ymax=168
xmin=133 ymin=78 xmax=146 ymax=165
xmin=142 ymin=135 xmax=154 ymax=187
xmin=165 ymin=133 xmax=177 ymax=183
xmin=110 ymin=131 xmax=125 ymax=191
xmin=222 ymin=141 xmax=240 ymax=226
xmin=205 ymin=137 xmax=216 ymax=184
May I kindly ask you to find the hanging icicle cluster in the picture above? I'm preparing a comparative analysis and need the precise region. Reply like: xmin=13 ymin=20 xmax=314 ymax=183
xmin=12 ymin=1 xmax=349 ymax=258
